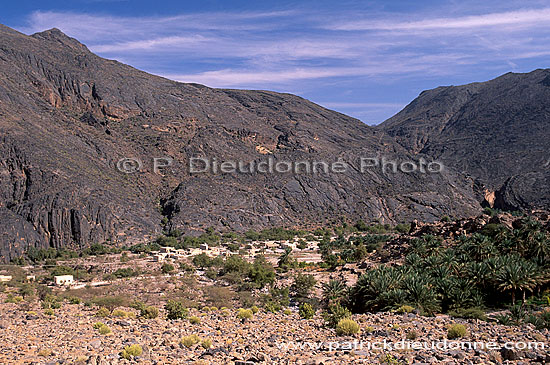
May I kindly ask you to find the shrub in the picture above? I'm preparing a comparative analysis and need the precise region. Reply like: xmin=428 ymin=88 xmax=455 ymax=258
xmin=189 ymin=316 xmax=201 ymax=324
xmin=67 ymin=296 xmax=81 ymax=305
xmin=406 ymin=330 xmax=418 ymax=340
xmin=93 ymin=322 xmax=105 ymax=329
xmin=336 ymin=318 xmax=360 ymax=335
xmin=112 ymin=309 xmax=129 ymax=318
xmin=299 ymin=302 xmax=315 ymax=319
xmin=161 ymin=263 xmax=175 ymax=274
xmin=202 ymin=286 xmax=234 ymax=308
xmin=250 ymin=305 xmax=259 ymax=314
xmin=284 ymin=309 xmax=292 ymax=315
xmin=111 ymin=268 xmax=137 ymax=278
xmin=98 ymin=324 xmax=111 ymax=335
xmin=248 ymin=255 xmax=275 ymax=288
xmin=140 ymin=306 xmax=159 ymax=319
xmin=165 ymin=300 xmax=189 ymax=320
xmin=291 ymin=273 xmax=317 ymax=302
xmin=121 ymin=344 xmax=142 ymax=360
xmin=322 ymin=304 xmax=352 ymax=328
xmin=201 ymin=338 xmax=212 ymax=349
xmin=181 ymin=334 xmax=200 ymax=348
xmin=447 ymin=324 xmax=467 ymax=339
xmin=96 ymin=307 xmax=111 ymax=318
xmin=44 ymin=308 xmax=54 ymax=316
xmin=395 ymin=305 xmax=414 ymax=314
xmin=237 ymin=308 xmax=253 ymax=321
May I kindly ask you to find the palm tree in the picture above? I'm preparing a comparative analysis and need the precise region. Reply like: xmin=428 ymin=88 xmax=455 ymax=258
xmin=322 ymin=279 xmax=347 ymax=305
xmin=277 ymin=247 xmax=292 ymax=269
xmin=496 ymin=257 xmax=539 ymax=305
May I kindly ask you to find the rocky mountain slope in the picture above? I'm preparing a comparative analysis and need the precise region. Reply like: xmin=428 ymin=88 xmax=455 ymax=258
xmin=379 ymin=70 xmax=550 ymax=210
xmin=2 ymin=23 xmax=545 ymax=261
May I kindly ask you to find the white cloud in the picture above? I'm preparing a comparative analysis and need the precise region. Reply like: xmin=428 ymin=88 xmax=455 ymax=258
xmin=14 ymin=5 xmax=550 ymax=122
xmin=327 ymin=8 xmax=550 ymax=31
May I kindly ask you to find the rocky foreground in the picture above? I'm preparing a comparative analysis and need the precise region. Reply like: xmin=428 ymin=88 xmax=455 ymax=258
xmin=0 ymin=295 xmax=548 ymax=364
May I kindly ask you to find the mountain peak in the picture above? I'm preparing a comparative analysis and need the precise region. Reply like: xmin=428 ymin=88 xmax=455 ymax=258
xmin=31 ymin=27 xmax=89 ymax=51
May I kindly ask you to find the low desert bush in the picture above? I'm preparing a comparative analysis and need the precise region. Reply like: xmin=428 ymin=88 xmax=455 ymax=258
xmin=201 ymin=338 xmax=212 ymax=349
xmin=336 ymin=318 xmax=360 ymax=335
xmin=237 ymin=308 xmax=253 ymax=321
xmin=181 ymin=334 xmax=200 ymax=348
xmin=447 ymin=324 xmax=467 ymax=339
xmin=140 ymin=305 xmax=159 ymax=319
xmin=299 ymin=302 xmax=315 ymax=319
xmin=395 ymin=305 xmax=414 ymax=314
xmin=165 ymin=300 xmax=189 ymax=320
xmin=121 ymin=344 xmax=142 ymax=360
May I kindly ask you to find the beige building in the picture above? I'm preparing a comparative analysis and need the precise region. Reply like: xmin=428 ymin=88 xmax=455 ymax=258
xmin=0 ymin=275 xmax=12 ymax=282
xmin=54 ymin=275 xmax=74 ymax=286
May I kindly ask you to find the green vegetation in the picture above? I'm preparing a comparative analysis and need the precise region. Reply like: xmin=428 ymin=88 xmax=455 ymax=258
xmin=181 ymin=334 xmax=200 ymax=348
xmin=345 ymin=219 xmax=550 ymax=317
xmin=237 ymin=308 xmax=253 ymax=321
xmin=323 ymin=303 xmax=352 ymax=328
xmin=201 ymin=338 xmax=213 ymax=349
xmin=121 ymin=344 xmax=142 ymax=360
xmin=140 ymin=305 xmax=159 ymax=319
xmin=336 ymin=318 xmax=360 ymax=335
xmin=164 ymin=300 xmax=189 ymax=320
xmin=299 ymin=302 xmax=315 ymax=319
xmin=93 ymin=322 xmax=112 ymax=335
xmin=91 ymin=296 xmax=126 ymax=312
xmin=161 ymin=263 xmax=175 ymax=274
xmin=291 ymin=273 xmax=317 ymax=303
xmin=447 ymin=324 xmax=467 ymax=339
xmin=261 ymin=286 xmax=290 ymax=313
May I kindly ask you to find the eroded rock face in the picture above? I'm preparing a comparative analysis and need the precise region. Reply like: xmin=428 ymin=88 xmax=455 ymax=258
xmin=379 ymin=70 xmax=550 ymax=211
xmin=0 ymin=24 xmax=491 ymax=261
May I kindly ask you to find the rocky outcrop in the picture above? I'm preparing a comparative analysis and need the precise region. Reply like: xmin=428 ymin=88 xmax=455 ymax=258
xmin=7 ymin=24 xmax=548 ymax=261
xmin=379 ymin=70 xmax=550 ymax=212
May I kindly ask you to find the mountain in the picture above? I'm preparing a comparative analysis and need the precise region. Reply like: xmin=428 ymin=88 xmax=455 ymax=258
xmin=0 ymin=24 xmax=517 ymax=262
xmin=379 ymin=70 xmax=550 ymax=210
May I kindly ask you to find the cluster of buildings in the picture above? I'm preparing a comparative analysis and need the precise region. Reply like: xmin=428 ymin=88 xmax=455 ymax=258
xmin=151 ymin=238 xmax=319 ymax=263
xmin=152 ymin=243 xmax=227 ymax=262
xmin=0 ymin=273 xmax=73 ymax=287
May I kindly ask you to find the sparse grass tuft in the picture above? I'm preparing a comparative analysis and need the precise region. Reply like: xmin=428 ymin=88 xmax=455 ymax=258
xmin=336 ymin=318 xmax=360 ymax=335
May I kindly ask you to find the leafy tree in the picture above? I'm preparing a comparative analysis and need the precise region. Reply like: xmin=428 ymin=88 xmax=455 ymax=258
xmin=164 ymin=300 xmax=189 ymax=320
xmin=248 ymin=255 xmax=275 ymax=288
xmin=291 ymin=273 xmax=317 ymax=302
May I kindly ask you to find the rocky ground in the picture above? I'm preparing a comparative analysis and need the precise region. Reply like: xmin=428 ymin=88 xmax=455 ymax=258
xmin=0 ymin=293 xmax=549 ymax=364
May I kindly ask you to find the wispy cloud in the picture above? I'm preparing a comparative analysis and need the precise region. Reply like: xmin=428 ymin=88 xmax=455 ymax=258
xmin=15 ymin=4 xmax=550 ymax=122
xmin=327 ymin=8 xmax=550 ymax=31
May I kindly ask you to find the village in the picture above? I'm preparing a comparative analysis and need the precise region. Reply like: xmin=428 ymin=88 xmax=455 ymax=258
xmin=0 ymin=236 xmax=324 ymax=290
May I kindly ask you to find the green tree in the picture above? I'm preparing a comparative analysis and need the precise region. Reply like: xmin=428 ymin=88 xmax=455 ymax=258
xmin=248 ymin=255 xmax=275 ymax=288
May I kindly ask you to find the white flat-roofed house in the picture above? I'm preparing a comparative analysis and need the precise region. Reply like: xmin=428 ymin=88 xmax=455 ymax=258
xmin=0 ymin=275 xmax=12 ymax=282
xmin=54 ymin=275 xmax=74 ymax=286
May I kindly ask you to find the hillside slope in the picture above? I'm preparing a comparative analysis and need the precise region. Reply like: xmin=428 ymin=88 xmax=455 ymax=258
xmin=379 ymin=70 xmax=550 ymax=210
xmin=0 ymin=25 xmax=481 ymax=261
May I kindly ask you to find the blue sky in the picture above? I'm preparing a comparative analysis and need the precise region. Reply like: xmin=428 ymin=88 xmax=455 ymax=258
xmin=3 ymin=0 xmax=550 ymax=123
